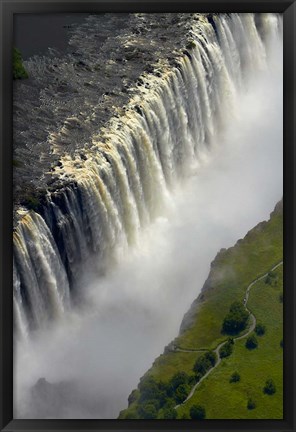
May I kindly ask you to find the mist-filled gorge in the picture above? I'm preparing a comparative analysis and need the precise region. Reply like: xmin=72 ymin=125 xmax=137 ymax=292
xmin=13 ymin=13 xmax=283 ymax=419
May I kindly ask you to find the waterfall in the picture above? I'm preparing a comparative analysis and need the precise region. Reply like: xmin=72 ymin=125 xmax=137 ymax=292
xmin=13 ymin=13 xmax=282 ymax=335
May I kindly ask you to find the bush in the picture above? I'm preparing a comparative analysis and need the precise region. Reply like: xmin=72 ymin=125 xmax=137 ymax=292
xmin=222 ymin=301 xmax=249 ymax=335
xmin=169 ymin=372 xmax=190 ymax=391
xmin=190 ymin=404 xmax=206 ymax=419
xmin=280 ymin=339 xmax=283 ymax=348
xmin=245 ymin=335 xmax=258 ymax=350
xmin=193 ymin=353 xmax=212 ymax=376
xmin=204 ymin=350 xmax=217 ymax=367
xmin=188 ymin=374 xmax=199 ymax=386
xmin=162 ymin=407 xmax=177 ymax=419
xmin=138 ymin=376 xmax=166 ymax=408
xmin=247 ymin=398 xmax=256 ymax=410
xmin=175 ymin=383 xmax=190 ymax=404
xmin=255 ymin=323 xmax=266 ymax=336
xmin=13 ymin=47 xmax=28 ymax=80
xmin=263 ymin=379 xmax=276 ymax=395
xmin=229 ymin=372 xmax=240 ymax=383
xmin=138 ymin=401 xmax=158 ymax=419
xmin=220 ymin=339 xmax=234 ymax=358
xmin=265 ymin=271 xmax=277 ymax=286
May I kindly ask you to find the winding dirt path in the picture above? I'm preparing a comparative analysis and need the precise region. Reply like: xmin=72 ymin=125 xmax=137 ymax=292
xmin=175 ymin=260 xmax=283 ymax=409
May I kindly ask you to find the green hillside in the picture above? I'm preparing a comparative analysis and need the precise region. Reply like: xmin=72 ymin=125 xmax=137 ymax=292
xmin=119 ymin=201 xmax=283 ymax=419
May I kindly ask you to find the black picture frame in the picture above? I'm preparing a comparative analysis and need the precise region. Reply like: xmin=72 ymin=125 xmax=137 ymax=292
xmin=1 ymin=1 xmax=295 ymax=431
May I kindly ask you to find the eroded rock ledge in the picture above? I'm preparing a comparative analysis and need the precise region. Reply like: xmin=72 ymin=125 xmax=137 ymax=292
xmin=13 ymin=13 xmax=212 ymax=223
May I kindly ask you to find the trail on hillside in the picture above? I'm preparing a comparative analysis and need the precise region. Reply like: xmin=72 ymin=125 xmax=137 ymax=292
xmin=175 ymin=260 xmax=283 ymax=408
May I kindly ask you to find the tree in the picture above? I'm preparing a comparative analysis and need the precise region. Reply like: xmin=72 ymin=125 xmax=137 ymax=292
xmin=263 ymin=379 xmax=276 ymax=395
xmin=220 ymin=339 xmax=234 ymax=358
xmin=175 ymin=383 xmax=190 ymax=404
xmin=163 ymin=407 xmax=177 ymax=419
xmin=138 ymin=376 xmax=167 ymax=408
xmin=245 ymin=334 xmax=258 ymax=350
xmin=204 ymin=350 xmax=217 ymax=367
xmin=255 ymin=323 xmax=266 ymax=336
xmin=229 ymin=372 xmax=240 ymax=383
xmin=280 ymin=339 xmax=283 ymax=348
xmin=190 ymin=404 xmax=206 ymax=419
xmin=193 ymin=355 xmax=212 ymax=376
xmin=138 ymin=401 xmax=158 ymax=419
xmin=169 ymin=372 xmax=189 ymax=391
xmin=247 ymin=398 xmax=256 ymax=410
xmin=222 ymin=301 xmax=249 ymax=335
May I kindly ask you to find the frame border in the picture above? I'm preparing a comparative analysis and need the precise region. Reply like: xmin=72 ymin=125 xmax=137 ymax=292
xmin=1 ymin=1 xmax=295 ymax=431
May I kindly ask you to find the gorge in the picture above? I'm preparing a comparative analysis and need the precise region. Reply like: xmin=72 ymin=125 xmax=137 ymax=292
xmin=13 ymin=13 xmax=283 ymax=419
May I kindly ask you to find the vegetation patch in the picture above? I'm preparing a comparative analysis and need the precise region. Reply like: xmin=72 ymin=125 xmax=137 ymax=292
xmin=13 ymin=47 xmax=28 ymax=80
xmin=245 ymin=334 xmax=258 ymax=350
xmin=229 ymin=372 xmax=240 ymax=383
xmin=220 ymin=339 xmax=234 ymax=358
xmin=190 ymin=404 xmax=206 ymax=419
xmin=119 ymin=202 xmax=283 ymax=419
xmin=255 ymin=323 xmax=266 ymax=336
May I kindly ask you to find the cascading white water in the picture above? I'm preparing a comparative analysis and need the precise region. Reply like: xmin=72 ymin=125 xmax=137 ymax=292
xmin=13 ymin=212 xmax=70 ymax=333
xmin=13 ymin=13 xmax=283 ymax=419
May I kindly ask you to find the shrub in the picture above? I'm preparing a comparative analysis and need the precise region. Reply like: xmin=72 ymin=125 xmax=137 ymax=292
xmin=280 ymin=339 xmax=283 ymax=348
xmin=265 ymin=271 xmax=277 ymax=286
xmin=265 ymin=275 xmax=272 ymax=285
xmin=193 ymin=354 xmax=212 ymax=375
xmin=188 ymin=374 xmax=199 ymax=386
xmin=245 ymin=335 xmax=258 ymax=350
xmin=255 ymin=323 xmax=266 ymax=336
xmin=138 ymin=376 xmax=166 ymax=408
xmin=263 ymin=379 xmax=276 ymax=395
xmin=204 ymin=350 xmax=217 ymax=367
xmin=247 ymin=398 xmax=256 ymax=410
xmin=229 ymin=372 xmax=240 ymax=383
xmin=190 ymin=404 xmax=206 ymax=419
xmin=169 ymin=372 xmax=190 ymax=391
xmin=13 ymin=47 xmax=28 ymax=80
xmin=163 ymin=407 xmax=177 ymax=419
xmin=222 ymin=301 xmax=249 ymax=335
xmin=220 ymin=339 xmax=234 ymax=358
xmin=175 ymin=383 xmax=190 ymax=404
xmin=138 ymin=401 xmax=158 ymax=419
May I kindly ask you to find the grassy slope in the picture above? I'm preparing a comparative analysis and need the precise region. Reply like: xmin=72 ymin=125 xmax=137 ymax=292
xmin=119 ymin=202 xmax=283 ymax=419
xmin=177 ymin=265 xmax=283 ymax=419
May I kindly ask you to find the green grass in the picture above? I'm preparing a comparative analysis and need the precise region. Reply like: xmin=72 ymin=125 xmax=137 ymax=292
xmin=176 ymin=210 xmax=282 ymax=351
xmin=119 ymin=202 xmax=283 ymax=419
xmin=177 ymin=265 xmax=283 ymax=419
xmin=145 ymin=351 xmax=203 ymax=383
